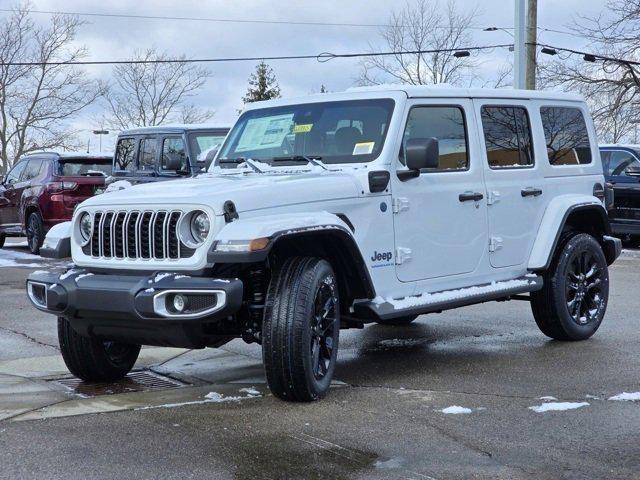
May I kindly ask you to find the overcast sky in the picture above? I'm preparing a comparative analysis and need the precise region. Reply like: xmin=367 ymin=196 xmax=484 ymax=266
xmin=15 ymin=0 xmax=612 ymax=151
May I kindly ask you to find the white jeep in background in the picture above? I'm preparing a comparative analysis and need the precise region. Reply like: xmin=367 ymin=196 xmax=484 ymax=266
xmin=27 ymin=85 xmax=621 ymax=402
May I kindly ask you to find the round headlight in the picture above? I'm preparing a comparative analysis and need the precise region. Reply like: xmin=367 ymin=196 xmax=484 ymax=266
xmin=79 ymin=212 xmax=92 ymax=245
xmin=190 ymin=211 xmax=210 ymax=244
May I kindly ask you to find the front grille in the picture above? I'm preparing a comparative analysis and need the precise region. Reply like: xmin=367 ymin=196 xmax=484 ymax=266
xmin=85 ymin=210 xmax=192 ymax=260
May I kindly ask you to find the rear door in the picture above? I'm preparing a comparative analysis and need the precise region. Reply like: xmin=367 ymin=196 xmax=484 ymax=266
xmin=476 ymin=100 xmax=545 ymax=268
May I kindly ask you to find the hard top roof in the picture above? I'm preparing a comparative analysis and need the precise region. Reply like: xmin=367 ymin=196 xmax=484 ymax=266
xmin=119 ymin=124 xmax=231 ymax=136
xmin=22 ymin=151 xmax=113 ymax=160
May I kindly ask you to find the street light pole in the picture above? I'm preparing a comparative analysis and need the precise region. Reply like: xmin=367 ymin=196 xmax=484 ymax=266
xmin=92 ymin=130 xmax=109 ymax=152
xmin=514 ymin=0 xmax=527 ymax=89
xmin=525 ymin=0 xmax=537 ymax=89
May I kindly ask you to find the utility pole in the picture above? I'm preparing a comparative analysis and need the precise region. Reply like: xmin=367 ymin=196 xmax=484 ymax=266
xmin=514 ymin=0 xmax=527 ymax=89
xmin=525 ymin=0 xmax=538 ymax=89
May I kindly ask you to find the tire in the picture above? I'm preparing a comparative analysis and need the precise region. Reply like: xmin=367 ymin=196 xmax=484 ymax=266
xmin=262 ymin=257 xmax=340 ymax=402
xmin=622 ymin=235 xmax=640 ymax=249
xmin=376 ymin=314 xmax=418 ymax=326
xmin=531 ymin=232 xmax=609 ymax=341
xmin=26 ymin=212 xmax=45 ymax=255
xmin=58 ymin=317 xmax=141 ymax=382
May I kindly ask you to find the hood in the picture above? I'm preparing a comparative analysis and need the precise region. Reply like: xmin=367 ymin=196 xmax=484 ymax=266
xmin=80 ymin=170 xmax=363 ymax=214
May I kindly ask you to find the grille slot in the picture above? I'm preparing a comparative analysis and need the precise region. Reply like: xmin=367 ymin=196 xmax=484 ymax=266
xmin=87 ymin=209 xmax=191 ymax=261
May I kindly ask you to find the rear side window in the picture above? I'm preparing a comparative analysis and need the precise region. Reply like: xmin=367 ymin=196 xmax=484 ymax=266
xmin=161 ymin=137 xmax=187 ymax=171
xmin=138 ymin=138 xmax=157 ymax=172
xmin=22 ymin=158 xmax=44 ymax=181
xmin=115 ymin=138 xmax=137 ymax=172
xmin=481 ymin=106 xmax=534 ymax=168
xmin=540 ymin=106 xmax=592 ymax=165
xmin=400 ymin=106 xmax=468 ymax=171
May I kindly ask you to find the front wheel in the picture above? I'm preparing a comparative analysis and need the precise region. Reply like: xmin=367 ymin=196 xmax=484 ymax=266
xmin=58 ymin=317 xmax=141 ymax=382
xmin=531 ymin=233 xmax=609 ymax=341
xmin=26 ymin=212 xmax=45 ymax=255
xmin=262 ymin=257 xmax=340 ymax=402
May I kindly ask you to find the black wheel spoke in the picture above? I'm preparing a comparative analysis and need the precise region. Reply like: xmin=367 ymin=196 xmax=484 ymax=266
xmin=310 ymin=279 xmax=338 ymax=381
xmin=564 ymin=243 xmax=606 ymax=327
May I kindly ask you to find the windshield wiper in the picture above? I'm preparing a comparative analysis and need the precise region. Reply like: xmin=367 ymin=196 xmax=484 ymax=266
xmin=271 ymin=155 xmax=328 ymax=170
xmin=217 ymin=157 xmax=264 ymax=173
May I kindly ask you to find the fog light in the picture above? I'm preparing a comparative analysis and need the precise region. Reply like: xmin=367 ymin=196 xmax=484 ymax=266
xmin=173 ymin=294 xmax=186 ymax=312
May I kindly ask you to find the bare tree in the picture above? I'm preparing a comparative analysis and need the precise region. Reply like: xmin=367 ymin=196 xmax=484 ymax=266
xmin=103 ymin=48 xmax=213 ymax=130
xmin=358 ymin=0 xmax=480 ymax=86
xmin=539 ymin=0 xmax=640 ymax=142
xmin=0 ymin=5 xmax=104 ymax=174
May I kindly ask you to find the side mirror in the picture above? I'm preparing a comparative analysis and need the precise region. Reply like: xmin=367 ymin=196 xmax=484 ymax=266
xmin=406 ymin=137 xmax=439 ymax=171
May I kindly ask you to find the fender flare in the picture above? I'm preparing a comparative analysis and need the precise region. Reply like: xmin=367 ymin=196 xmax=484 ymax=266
xmin=528 ymin=196 xmax=612 ymax=271
xmin=208 ymin=211 xmax=376 ymax=298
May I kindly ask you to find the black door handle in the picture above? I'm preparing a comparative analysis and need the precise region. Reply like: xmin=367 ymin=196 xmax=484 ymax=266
xmin=459 ymin=191 xmax=484 ymax=202
xmin=521 ymin=187 xmax=543 ymax=197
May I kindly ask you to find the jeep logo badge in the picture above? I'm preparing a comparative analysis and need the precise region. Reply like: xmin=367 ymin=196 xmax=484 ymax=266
xmin=371 ymin=251 xmax=393 ymax=262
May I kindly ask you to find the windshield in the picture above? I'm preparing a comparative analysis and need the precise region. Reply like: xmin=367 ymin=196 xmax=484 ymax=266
xmin=218 ymin=99 xmax=395 ymax=166
xmin=58 ymin=160 xmax=112 ymax=176
xmin=189 ymin=133 xmax=228 ymax=162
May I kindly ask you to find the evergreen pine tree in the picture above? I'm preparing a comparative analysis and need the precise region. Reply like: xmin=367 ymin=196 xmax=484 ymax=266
xmin=242 ymin=61 xmax=281 ymax=103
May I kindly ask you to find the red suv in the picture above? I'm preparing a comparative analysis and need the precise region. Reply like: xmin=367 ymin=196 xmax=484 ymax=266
xmin=0 ymin=152 xmax=112 ymax=254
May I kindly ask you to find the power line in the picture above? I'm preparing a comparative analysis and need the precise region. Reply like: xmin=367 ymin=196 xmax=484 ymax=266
xmin=534 ymin=42 xmax=640 ymax=67
xmin=0 ymin=44 xmax=515 ymax=67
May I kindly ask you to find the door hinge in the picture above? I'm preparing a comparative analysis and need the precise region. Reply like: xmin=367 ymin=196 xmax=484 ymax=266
xmin=486 ymin=190 xmax=501 ymax=205
xmin=489 ymin=236 xmax=503 ymax=252
xmin=395 ymin=247 xmax=412 ymax=265
xmin=392 ymin=197 xmax=410 ymax=214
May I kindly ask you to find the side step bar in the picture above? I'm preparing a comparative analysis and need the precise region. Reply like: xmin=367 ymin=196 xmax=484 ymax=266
xmin=353 ymin=275 xmax=543 ymax=322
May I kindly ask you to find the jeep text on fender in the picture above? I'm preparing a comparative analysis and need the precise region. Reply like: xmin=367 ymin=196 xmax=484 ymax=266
xmin=26 ymin=86 xmax=621 ymax=402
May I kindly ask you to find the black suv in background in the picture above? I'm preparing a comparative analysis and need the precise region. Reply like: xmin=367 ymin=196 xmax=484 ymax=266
xmin=113 ymin=124 xmax=230 ymax=184
xmin=600 ymin=145 xmax=640 ymax=246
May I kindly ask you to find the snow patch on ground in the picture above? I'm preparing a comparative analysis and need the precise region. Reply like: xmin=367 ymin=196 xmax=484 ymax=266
xmin=137 ymin=389 xmax=262 ymax=410
xmin=238 ymin=387 xmax=260 ymax=396
xmin=608 ymin=392 xmax=640 ymax=402
xmin=0 ymin=248 xmax=46 ymax=268
xmin=538 ymin=396 xmax=558 ymax=401
xmin=377 ymin=338 xmax=426 ymax=349
xmin=440 ymin=406 xmax=473 ymax=415
xmin=529 ymin=402 xmax=589 ymax=413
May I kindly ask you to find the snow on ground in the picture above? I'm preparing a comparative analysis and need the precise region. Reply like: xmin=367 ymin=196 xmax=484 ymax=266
xmin=137 ymin=389 xmax=262 ymax=410
xmin=608 ymin=392 xmax=640 ymax=402
xmin=0 ymin=248 xmax=46 ymax=268
xmin=538 ymin=396 xmax=558 ymax=401
xmin=440 ymin=406 xmax=473 ymax=415
xmin=529 ymin=402 xmax=589 ymax=413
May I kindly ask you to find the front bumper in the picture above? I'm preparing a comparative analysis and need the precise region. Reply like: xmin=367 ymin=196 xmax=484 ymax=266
xmin=26 ymin=269 xmax=243 ymax=348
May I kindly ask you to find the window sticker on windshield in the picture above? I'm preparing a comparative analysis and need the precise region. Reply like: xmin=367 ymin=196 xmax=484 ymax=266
xmin=236 ymin=114 xmax=294 ymax=152
xmin=293 ymin=124 xmax=313 ymax=134
xmin=353 ymin=142 xmax=375 ymax=155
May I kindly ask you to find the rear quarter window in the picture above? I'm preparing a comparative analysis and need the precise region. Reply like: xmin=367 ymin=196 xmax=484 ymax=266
xmin=540 ymin=106 xmax=592 ymax=166
xmin=115 ymin=138 xmax=137 ymax=172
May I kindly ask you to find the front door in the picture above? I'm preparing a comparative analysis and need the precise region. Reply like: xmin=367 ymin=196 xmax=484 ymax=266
xmin=602 ymin=149 xmax=640 ymax=225
xmin=0 ymin=160 xmax=28 ymax=229
xmin=392 ymin=99 xmax=488 ymax=282
xmin=475 ymin=100 xmax=545 ymax=268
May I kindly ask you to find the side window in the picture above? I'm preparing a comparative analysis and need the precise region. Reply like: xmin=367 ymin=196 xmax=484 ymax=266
xmin=607 ymin=151 xmax=640 ymax=177
xmin=138 ymin=138 xmax=157 ymax=172
xmin=481 ymin=106 xmax=534 ymax=168
xmin=400 ymin=106 xmax=469 ymax=170
xmin=22 ymin=159 xmax=44 ymax=181
xmin=540 ymin=106 xmax=592 ymax=165
xmin=161 ymin=137 xmax=187 ymax=171
xmin=115 ymin=138 xmax=137 ymax=172
xmin=4 ymin=161 xmax=27 ymax=185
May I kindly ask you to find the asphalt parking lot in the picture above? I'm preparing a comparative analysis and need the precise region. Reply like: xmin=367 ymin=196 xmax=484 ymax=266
xmin=0 ymin=239 xmax=639 ymax=479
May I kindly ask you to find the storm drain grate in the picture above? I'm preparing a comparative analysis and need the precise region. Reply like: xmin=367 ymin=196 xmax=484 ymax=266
xmin=49 ymin=370 xmax=189 ymax=398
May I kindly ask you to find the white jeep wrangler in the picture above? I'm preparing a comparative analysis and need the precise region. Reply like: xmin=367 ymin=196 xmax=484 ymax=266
xmin=27 ymin=86 xmax=621 ymax=402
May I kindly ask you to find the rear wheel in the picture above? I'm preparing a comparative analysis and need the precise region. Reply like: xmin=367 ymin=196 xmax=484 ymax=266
xmin=531 ymin=233 xmax=609 ymax=341
xmin=262 ymin=257 xmax=340 ymax=402
xmin=58 ymin=317 xmax=141 ymax=382
xmin=26 ymin=212 xmax=44 ymax=255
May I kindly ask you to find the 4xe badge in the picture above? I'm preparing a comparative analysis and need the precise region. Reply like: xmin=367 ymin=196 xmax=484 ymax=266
xmin=371 ymin=250 xmax=393 ymax=268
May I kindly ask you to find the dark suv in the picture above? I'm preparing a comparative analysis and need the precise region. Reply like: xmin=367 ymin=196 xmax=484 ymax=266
xmin=600 ymin=145 xmax=640 ymax=246
xmin=112 ymin=125 xmax=229 ymax=183
xmin=0 ymin=152 xmax=112 ymax=254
